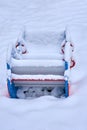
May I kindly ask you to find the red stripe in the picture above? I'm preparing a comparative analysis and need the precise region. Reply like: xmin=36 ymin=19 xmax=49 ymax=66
xmin=22 ymin=50 xmax=27 ymax=54
xmin=70 ymin=59 xmax=75 ymax=68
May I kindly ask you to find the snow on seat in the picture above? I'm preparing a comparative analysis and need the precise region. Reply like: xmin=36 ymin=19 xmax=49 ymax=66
xmin=20 ymin=51 xmax=63 ymax=60
xmin=11 ymin=58 xmax=65 ymax=75
xmin=12 ymin=74 xmax=65 ymax=88
xmin=11 ymin=58 xmax=64 ymax=67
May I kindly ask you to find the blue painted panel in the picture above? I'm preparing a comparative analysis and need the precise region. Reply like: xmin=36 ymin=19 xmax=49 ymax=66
xmin=7 ymin=63 xmax=10 ymax=70
xmin=65 ymin=61 xmax=68 ymax=70
xmin=7 ymin=79 xmax=17 ymax=98
xmin=65 ymin=80 xmax=69 ymax=97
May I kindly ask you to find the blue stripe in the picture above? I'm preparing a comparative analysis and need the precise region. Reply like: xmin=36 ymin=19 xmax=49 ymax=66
xmin=7 ymin=79 xmax=17 ymax=98
xmin=65 ymin=80 xmax=69 ymax=97
xmin=7 ymin=63 xmax=10 ymax=70
xmin=65 ymin=61 xmax=68 ymax=70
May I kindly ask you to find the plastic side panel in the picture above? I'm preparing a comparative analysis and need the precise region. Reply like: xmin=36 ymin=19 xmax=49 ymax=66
xmin=7 ymin=79 xmax=17 ymax=98
xmin=65 ymin=61 xmax=68 ymax=70
xmin=65 ymin=80 xmax=69 ymax=97
xmin=7 ymin=63 xmax=11 ymax=70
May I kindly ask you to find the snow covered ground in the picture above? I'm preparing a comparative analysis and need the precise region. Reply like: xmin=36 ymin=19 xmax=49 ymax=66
xmin=0 ymin=0 xmax=87 ymax=130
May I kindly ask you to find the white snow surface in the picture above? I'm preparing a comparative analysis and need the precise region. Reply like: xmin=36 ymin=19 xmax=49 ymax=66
xmin=12 ymin=58 xmax=64 ymax=67
xmin=12 ymin=74 xmax=64 ymax=80
xmin=0 ymin=0 xmax=87 ymax=130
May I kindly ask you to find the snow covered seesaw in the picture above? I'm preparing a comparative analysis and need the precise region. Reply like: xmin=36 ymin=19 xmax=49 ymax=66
xmin=6 ymin=29 xmax=75 ymax=99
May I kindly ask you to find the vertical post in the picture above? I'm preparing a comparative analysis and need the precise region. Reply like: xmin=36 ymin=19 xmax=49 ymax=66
xmin=7 ymin=63 xmax=17 ymax=98
xmin=64 ymin=41 xmax=72 ymax=97
xmin=64 ymin=61 xmax=69 ymax=97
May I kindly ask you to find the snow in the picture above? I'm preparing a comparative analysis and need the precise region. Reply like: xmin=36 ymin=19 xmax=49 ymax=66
xmin=12 ymin=74 xmax=64 ymax=80
xmin=0 ymin=0 xmax=87 ymax=130
xmin=12 ymin=58 xmax=64 ymax=67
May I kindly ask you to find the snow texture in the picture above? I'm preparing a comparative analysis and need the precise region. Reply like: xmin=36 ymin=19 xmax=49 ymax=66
xmin=0 ymin=0 xmax=87 ymax=130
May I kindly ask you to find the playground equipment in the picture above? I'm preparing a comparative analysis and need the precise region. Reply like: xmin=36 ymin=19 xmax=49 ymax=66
xmin=6 ymin=29 xmax=75 ymax=98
